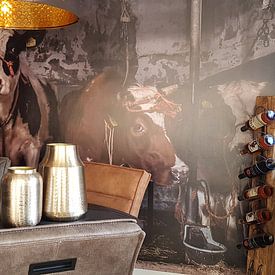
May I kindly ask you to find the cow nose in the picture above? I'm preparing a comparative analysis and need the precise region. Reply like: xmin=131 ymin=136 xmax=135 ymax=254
xmin=171 ymin=169 xmax=188 ymax=183
xmin=171 ymin=156 xmax=189 ymax=174
xmin=171 ymin=156 xmax=189 ymax=184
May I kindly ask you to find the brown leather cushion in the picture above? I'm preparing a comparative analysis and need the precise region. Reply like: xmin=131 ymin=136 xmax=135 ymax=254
xmin=84 ymin=162 xmax=151 ymax=217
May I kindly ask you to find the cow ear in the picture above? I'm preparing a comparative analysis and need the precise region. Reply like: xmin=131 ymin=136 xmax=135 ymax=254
xmin=22 ymin=30 xmax=46 ymax=48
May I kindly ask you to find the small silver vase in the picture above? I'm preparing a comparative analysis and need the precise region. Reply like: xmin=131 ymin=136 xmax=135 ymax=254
xmin=39 ymin=143 xmax=87 ymax=221
xmin=1 ymin=167 xmax=43 ymax=228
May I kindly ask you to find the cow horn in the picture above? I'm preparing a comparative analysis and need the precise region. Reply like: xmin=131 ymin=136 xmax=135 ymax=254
xmin=160 ymin=84 xmax=179 ymax=96
xmin=22 ymin=30 xmax=46 ymax=48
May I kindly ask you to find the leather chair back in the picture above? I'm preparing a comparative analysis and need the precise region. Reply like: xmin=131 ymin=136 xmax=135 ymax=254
xmin=84 ymin=162 xmax=151 ymax=217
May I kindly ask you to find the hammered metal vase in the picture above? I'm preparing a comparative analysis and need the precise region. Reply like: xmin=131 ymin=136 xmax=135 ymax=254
xmin=40 ymin=143 xmax=87 ymax=221
xmin=1 ymin=167 xmax=43 ymax=228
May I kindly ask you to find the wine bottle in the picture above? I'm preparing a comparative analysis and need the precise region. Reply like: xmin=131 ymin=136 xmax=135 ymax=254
xmin=237 ymin=233 xmax=274 ymax=250
xmin=240 ymin=134 xmax=274 ymax=155
xmin=241 ymin=110 xmax=275 ymax=132
xmin=238 ymin=158 xmax=275 ymax=179
xmin=238 ymin=184 xmax=273 ymax=201
xmin=239 ymin=209 xmax=272 ymax=225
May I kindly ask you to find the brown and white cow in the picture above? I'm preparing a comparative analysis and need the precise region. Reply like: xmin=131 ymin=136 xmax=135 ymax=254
xmin=0 ymin=30 xmax=59 ymax=166
xmin=60 ymin=70 xmax=189 ymax=186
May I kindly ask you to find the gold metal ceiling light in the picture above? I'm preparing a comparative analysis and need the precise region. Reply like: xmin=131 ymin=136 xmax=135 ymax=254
xmin=0 ymin=0 xmax=78 ymax=29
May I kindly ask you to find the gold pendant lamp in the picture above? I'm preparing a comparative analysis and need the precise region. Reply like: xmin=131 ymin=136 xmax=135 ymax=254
xmin=0 ymin=0 xmax=78 ymax=29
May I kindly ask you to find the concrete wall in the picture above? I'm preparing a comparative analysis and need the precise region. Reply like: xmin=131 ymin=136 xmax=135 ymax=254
xmin=27 ymin=0 xmax=275 ymax=90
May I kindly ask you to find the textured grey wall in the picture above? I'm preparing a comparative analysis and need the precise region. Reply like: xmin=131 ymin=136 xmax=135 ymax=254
xmin=27 ymin=1 xmax=275 ymax=86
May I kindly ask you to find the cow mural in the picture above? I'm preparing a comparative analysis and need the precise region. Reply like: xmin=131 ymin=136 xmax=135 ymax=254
xmin=60 ymin=69 xmax=189 ymax=187
xmin=175 ymin=79 xmax=273 ymax=264
xmin=0 ymin=30 xmax=58 ymax=166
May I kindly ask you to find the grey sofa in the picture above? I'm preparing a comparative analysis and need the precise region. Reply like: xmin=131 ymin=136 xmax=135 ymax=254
xmin=0 ymin=218 xmax=145 ymax=275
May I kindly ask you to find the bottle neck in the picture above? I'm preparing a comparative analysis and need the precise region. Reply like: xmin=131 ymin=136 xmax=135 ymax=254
xmin=262 ymin=110 xmax=275 ymax=123
xmin=243 ymin=233 xmax=274 ymax=249
xmin=266 ymin=158 xmax=275 ymax=169
xmin=258 ymin=185 xmax=273 ymax=198
xmin=256 ymin=209 xmax=271 ymax=222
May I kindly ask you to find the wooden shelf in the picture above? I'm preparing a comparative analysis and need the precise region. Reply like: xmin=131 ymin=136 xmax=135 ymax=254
xmin=246 ymin=96 xmax=275 ymax=275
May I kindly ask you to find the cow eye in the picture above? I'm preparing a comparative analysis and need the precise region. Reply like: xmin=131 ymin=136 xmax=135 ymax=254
xmin=8 ymin=48 xmax=15 ymax=54
xmin=132 ymin=123 xmax=144 ymax=134
xmin=8 ymin=48 xmax=17 ymax=57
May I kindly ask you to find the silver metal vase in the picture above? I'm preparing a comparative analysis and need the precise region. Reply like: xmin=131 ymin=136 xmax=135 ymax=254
xmin=1 ymin=167 xmax=43 ymax=227
xmin=40 ymin=143 xmax=87 ymax=221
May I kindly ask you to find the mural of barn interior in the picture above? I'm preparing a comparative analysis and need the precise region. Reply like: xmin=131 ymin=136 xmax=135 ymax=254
xmin=2 ymin=0 xmax=275 ymax=273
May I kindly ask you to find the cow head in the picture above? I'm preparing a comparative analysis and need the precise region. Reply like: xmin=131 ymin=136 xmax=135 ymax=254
xmin=60 ymin=70 xmax=189 ymax=186
xmin=115 ymin=85 xmax=189 ymax=186
xmin=0 ymin=30 xmax=45 ymax=95
xmin=216 ymin=80 xmax=266 ymax=151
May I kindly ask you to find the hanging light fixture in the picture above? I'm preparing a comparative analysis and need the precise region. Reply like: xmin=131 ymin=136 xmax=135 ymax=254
xmin=0 ymin=0 xmax=78 ymax=29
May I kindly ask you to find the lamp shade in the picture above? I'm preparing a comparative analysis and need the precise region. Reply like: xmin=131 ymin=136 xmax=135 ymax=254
xmin=0 ymin=0 xmax=78 ymax=29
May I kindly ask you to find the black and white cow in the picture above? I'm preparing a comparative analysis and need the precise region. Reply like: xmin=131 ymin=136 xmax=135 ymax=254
xmin=193 ymin=79 xmax=268 ymax=243
xmin=0 ymin=30 xmax=59 ymax=166
xmin=175 ymin=78 xmax=271 ymax=261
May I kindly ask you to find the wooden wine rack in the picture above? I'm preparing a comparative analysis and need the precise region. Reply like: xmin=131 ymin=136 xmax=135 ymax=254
xmin=246 ymin=96 xmax=275 ymax=275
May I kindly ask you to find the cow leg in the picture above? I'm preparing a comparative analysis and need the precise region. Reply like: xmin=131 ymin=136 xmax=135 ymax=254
xmin=9 ymin=149 xmax=22 ymax=166
xmin=225 ymin=194 xmax=238 ymax=243
xmin=197 ymin=188 xmax=211 ymax=226
xmin=4 ymin=134 xmax=22 ymax=165
xmin=22 ymin=142 xmax=41 ymax=167
xmin=175 ymin=183 xmax=187 ymax=224
xmin=6 ymin=138 xmax=40 ymax=167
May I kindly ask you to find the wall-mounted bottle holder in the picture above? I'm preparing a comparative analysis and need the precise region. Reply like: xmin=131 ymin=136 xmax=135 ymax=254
xmin=238 ymin=105 xmax=274 ymax=254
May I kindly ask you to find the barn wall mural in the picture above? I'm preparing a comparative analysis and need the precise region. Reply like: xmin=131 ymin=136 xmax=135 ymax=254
xmin=2 ymin=0 xmax=275 ymax=270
